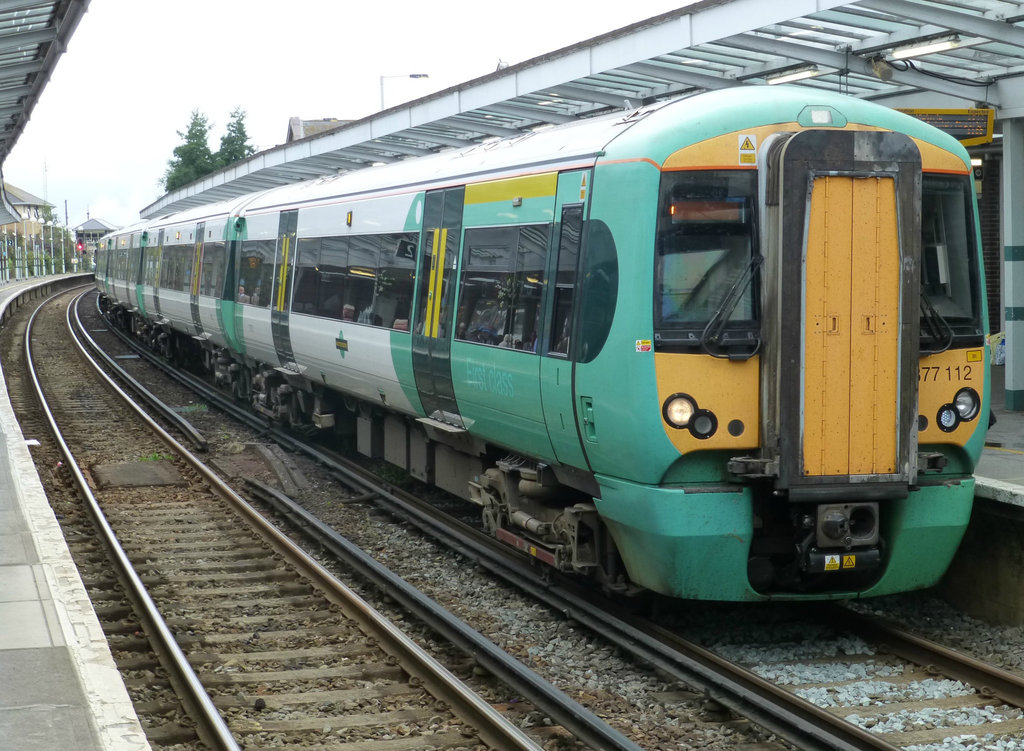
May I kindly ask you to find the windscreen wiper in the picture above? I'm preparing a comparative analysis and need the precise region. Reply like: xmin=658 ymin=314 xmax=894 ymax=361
xmin=699 ymin=254 xmax=763 ymax=360
xmin=919 ymin=293 xmax=954 ymax=354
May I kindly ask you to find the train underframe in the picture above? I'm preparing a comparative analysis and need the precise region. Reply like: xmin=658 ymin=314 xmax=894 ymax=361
xmin=106 ymin=302 xmax=972 ymax=601
xmin=116 ymin=307 xmax=635 ymax=594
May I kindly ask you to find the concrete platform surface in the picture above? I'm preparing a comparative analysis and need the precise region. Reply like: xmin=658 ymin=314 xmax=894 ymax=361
xmin=977 ymin=364 xmax=1024 ymax=492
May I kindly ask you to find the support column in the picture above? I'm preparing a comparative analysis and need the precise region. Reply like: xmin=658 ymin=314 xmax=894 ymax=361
xmin=1002 ymin=118 xmax=1024 ymax=410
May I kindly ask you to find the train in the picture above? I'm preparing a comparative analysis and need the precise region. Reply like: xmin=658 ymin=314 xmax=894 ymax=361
xmin=95 ymin=85 xmax=990 ymax=602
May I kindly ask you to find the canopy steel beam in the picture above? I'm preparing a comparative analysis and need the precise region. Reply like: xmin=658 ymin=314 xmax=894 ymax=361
xmin=721 ymin=32 xmax=996 ymax=105
xmin=856 ymin=0 xmax=1024 ymax=48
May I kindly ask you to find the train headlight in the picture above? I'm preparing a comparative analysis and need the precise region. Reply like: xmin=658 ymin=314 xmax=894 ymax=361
xmin=936 ymin=404 xmax=959 ymax=432
xmin=663 ymin=394 xmax=718 ymax=439
xmin=954 ymin=388 xmax=980 ymax=421
xmin=663 ymin=394 xmax=696 ymax=429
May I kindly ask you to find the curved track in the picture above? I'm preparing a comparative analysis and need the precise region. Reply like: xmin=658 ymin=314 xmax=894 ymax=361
xmin=15 ymin=286 xmax=544 ymax=750
xmin=87 ymin=290 xmax=1024 ymax=751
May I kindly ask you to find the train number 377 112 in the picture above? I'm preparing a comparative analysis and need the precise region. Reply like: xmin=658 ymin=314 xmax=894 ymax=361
xmin=919 ymin=365 xmax=973 ymax=382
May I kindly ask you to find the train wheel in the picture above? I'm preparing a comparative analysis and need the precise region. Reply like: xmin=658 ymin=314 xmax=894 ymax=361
xmin=233 ymin=366 xmax=252 ymax=402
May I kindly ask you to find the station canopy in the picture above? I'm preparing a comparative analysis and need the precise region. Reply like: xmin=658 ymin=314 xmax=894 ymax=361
xmin=144 ymin=0 xmax=1024 ymax=218
xmin=0 ymin=0 xmax=88 ymax=223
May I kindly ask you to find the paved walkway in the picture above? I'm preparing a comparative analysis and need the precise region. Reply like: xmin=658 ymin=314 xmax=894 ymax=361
xmin=977 ymin=364 xmax=1024 ymax=488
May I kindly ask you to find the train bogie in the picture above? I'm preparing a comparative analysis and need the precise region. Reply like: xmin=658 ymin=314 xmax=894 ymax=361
xmin=97 ymin=85 xmax=989 ymax=602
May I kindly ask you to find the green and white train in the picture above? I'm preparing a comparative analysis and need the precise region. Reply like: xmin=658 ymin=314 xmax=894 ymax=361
xmin=97 ymin=86 xmax=989 ymax=601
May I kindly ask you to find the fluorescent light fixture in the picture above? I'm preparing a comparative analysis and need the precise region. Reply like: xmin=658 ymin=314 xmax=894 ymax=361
xmin=891 ymin=36 xmax=960 ymax=60
xmin=767 ymin=66 xmax=821 ymax=85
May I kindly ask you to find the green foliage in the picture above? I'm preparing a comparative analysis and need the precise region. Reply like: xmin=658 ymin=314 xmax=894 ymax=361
xmin=162 ymin=107 xmax=256 ymax=192
xmin=216 ymin=107 xmax=256 ymax=168
xmin=163 ymin=109 xmax=215 ymax=192
xmin=139 ymin=452 xmax=172 ymax=462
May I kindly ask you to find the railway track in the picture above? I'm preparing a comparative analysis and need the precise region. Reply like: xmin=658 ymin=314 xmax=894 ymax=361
xmin=18 ymin=285 xmax=1024 ymax=751
xmin=11 ymin=287 xmax=555 ymax=750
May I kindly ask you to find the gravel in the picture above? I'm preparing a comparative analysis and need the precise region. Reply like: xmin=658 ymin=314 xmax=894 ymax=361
xmin=79 ymin=300 xmax=1024 ymax=750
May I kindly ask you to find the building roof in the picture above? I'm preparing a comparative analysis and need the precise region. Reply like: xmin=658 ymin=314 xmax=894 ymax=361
xmin=142 ymin=0 xmax=1024 ymax=218
xmin=286 ymin=117 xmax=350 ymax=143
xmin=74 ymin=217 xmax=116 ymax=232
xmin=0 ymin=1 xmax=90 ymax=224
xmin=4 ymin=182 xmax=48 ymax=208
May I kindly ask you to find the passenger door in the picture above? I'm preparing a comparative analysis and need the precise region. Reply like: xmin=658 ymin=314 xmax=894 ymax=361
xmin=412 ymin=188 xmax=464 ymax=425
xmin=189 ymin=222 xmax=205 ymax=336
xmin=540 ymin=170 xmax=591 ymax=470
xmin=270 ymin=210 xmax=298 ymax=367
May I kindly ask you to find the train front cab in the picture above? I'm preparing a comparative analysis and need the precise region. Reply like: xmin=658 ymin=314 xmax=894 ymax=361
xmin=597 ymin=116 xmax=987 ymax=601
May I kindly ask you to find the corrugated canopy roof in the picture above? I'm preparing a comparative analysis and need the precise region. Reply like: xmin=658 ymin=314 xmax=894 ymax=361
xmin=143 ymin=0 xmax=1024 ymax=218
xmin=0 ymin=0 xmax=89 ymax=224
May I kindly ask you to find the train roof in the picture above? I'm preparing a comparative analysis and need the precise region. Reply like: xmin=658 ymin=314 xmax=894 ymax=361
xmin=242 ymin=87 xmax=968 ymax=215
xmin=238 ymin=104 xmax=657 ymax=214
xmin=123 ymin=87 xmax=969 ymax=232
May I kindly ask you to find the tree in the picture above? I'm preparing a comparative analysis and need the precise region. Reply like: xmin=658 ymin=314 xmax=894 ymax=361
xmin=216 ymin=107 xmax=256 ymax=168
xmin=162 ymin=110 xmax=215 ymax=192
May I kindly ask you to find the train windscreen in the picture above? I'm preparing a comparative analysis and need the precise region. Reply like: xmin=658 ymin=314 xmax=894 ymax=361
xmin=654 ymin=169 xmax=759 ymax=353
xmin=920 ymin=174 xmax=983 ymax=349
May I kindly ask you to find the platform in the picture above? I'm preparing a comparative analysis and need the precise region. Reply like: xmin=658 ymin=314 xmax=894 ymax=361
xmin=975 ymin=364 xmax=1024 ymax=494
xmin=0 ymin=276 xmax=148 ymax=751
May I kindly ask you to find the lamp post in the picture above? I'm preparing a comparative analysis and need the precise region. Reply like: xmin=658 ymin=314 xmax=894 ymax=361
xmin=46 ymin=220 xmax=53 ymax=275
xmin=18 ymin=217 xmax=25 ymax=279
xmin=379 ymin=73 xmax=429 ymax=110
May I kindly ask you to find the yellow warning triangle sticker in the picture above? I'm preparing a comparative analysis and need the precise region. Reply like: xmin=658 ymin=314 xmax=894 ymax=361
xmin=740 ymin=136 xmax=755 ymax=151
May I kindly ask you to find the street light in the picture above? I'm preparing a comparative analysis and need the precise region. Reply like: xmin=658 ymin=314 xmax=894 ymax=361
xmin=379 ymin=73 xmax=429 ymax=110
xmin=47 ymin=220 xmax=56 ymax=275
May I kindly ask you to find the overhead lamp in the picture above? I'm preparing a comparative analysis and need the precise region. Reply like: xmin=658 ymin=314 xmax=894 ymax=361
xmin=891 ymin=35 xmax=960 ymax=60
xmin=767 ymin=66 xmax=822 ymax=85
xmin=379 ymin=73 xmax=430 ymax=109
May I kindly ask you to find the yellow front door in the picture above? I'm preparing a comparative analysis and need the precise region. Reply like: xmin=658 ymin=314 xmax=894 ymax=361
xmin=802 ymin=175 xmax=900 ymax=476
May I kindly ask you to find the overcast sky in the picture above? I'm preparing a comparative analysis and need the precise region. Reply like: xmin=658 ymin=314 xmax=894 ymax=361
xmin=2 ymin=0 xmax=689 ymax=229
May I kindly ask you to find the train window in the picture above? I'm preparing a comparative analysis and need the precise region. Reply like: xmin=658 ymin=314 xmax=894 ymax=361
xmin=237 ymin=239 xmax=276 ymax=307
xmin=373 ymin=233 xmax=417 ymax=329
xmin=456 ymin=223 xmax=549 ymax=351
xmin=162 ymin=244 xmax=192 ymax=293
xmin=654 ymin=170 xmax=758 ymax=351
xmin=515 ymin=225 xmax=547 ymax=351
xmin=548 ymin=205 xmax=582 ymax=356
xmin=309 ymin=235 xmax=380 ymax=322
xmin=293 ymin=233 xmax=417 ymax=328
xmin=347 ymin=235 xmax=381 ymax=321
xmin=921 ymin=174 xmax=982 ymax=345
xmin=291 ymin=237 xmax=321 ymax=312
xmin=144 ymin=246 xmax=160 ymax=286
xmin=200 ymin=241 xmax=225 ymax=297
xmin=129 ymin=239 xmax=144 ymax=285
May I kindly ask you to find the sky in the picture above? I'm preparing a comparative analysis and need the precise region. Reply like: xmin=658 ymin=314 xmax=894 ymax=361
xmin=2 ymin=0 xmax=690 ymax=230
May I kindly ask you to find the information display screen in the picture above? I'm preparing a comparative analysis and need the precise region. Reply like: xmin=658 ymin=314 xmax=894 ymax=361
xmin=897 ymin=108 xmax=994 ymax=146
